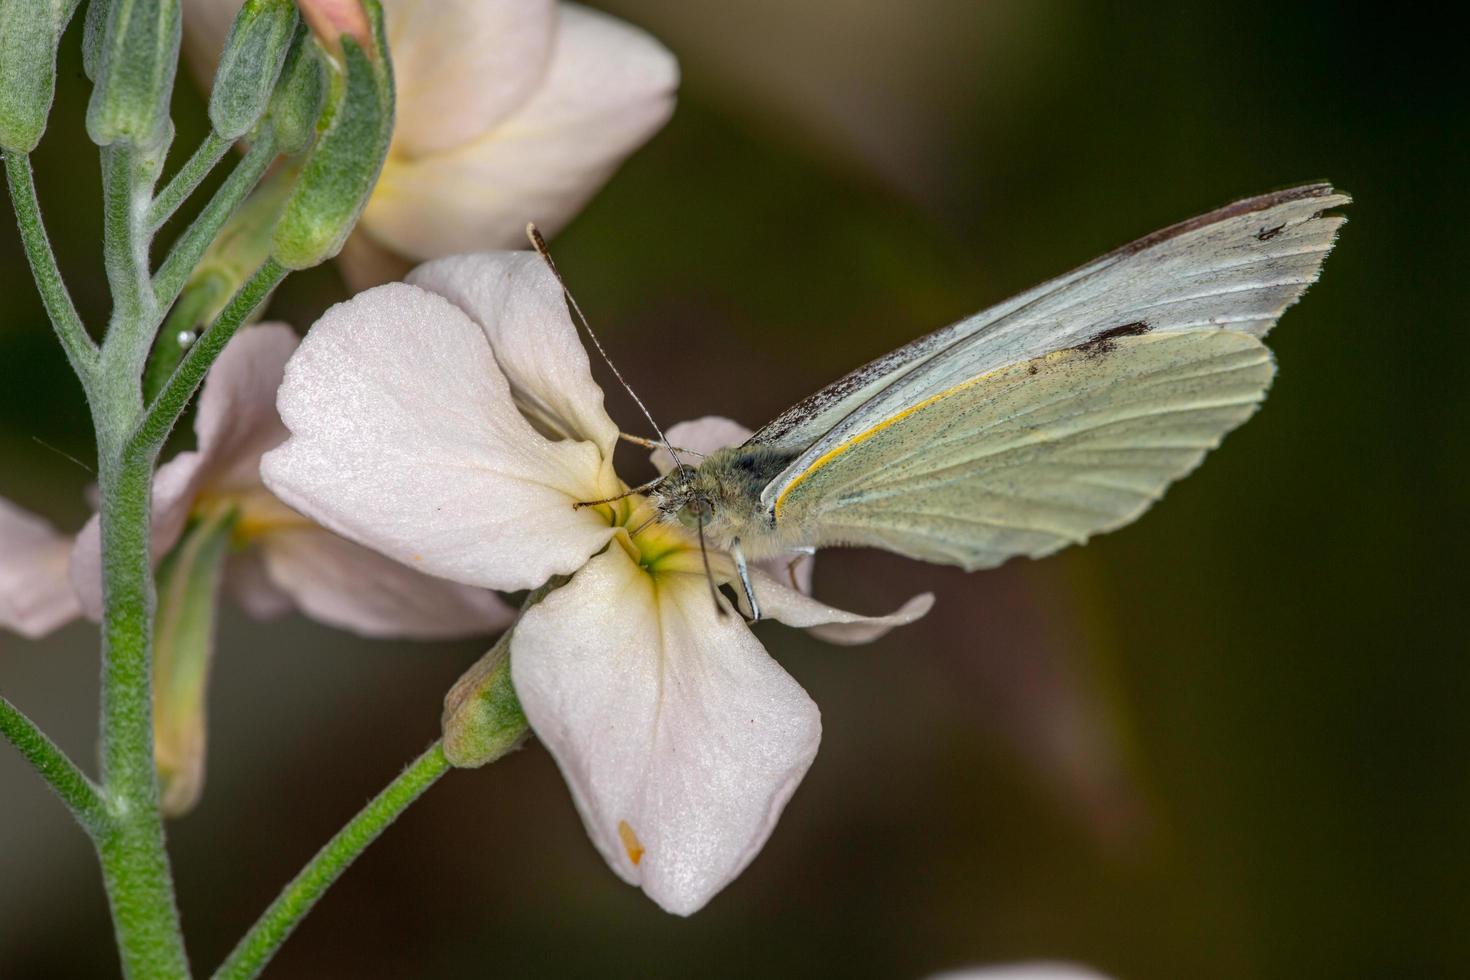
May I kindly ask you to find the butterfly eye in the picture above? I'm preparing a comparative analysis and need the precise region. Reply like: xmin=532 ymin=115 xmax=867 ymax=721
xmin=676 ymin=496 xmax=714 ymax=529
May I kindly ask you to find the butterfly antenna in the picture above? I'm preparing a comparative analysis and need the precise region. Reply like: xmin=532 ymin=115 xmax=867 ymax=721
xmin=527 ymin=223 xmax=684 ymax=473
xmin=695 ymin=516 xmax=727 ymax=617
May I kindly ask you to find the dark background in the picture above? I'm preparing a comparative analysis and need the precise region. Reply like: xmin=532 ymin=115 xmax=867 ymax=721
xmin=3 ymin=2 xmax=1466 ymax=977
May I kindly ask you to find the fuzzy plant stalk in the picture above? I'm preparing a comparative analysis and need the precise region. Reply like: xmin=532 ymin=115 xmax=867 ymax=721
xmin=0 ymin=0 xmax=463 ymax=974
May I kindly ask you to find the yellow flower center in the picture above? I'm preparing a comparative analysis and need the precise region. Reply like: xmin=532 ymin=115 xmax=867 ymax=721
xmin=600 ymin=494 xmax=725 ymax=582
xmin=194 ymin=486 xmax=314 ymax=546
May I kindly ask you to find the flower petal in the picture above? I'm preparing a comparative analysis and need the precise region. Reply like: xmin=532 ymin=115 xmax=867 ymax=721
xmin=928 ymin=966 xmax=1114 ymax=980
xmin=387 ymin=0 xmax=557 ymax=159
xmin=360 ymin=4 xmax=677 ymax=260
xmin=71 ymin=324 xmax=300 ymax=619
xmin=0 ymin=499 xmax=80 ymax=638
xmin=223 ymin=549 xmax=293 ymax=620
xmin=648 ymin=416 xmax=753 ymax=474
xmin=408 ymin=251 xmax=619 ymax=461
xmin=193 ymin=323 xmax=298 ymax=490
xmin=258 ymin=527 xmax=514 ymax=638
xmin=746 ymin=566 xmax=934 ymax=645
xmin=512 ymin=548 xmax=820 ymax=915
xmin=71 ymin=449 xmax=210 ymax=620
xmin=336 ymin=227 xmax=415 ymax=292
xmin=260 ymin=282 xmax=617 ymax=592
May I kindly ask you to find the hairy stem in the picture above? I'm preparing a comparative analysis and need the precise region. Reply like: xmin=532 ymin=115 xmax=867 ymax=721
xmin=148 ymin=131 xmax=232 ymax=232
xmin=0 ymin=694 xmax=109 ymax=834
xmin=92 ymin=438 xmax=190 ymax=979
xmin=4 ymin=152 xmax=98 ymax=383
xmin=153 ymin=133 xmax=276 ymax=311
xmin=212 ymin=742 xmax=451 ymax=980
xmin=89 ymin=136 xmax=191 ymax=977
xmin=131 ymin=258 xmax=286 ymax=457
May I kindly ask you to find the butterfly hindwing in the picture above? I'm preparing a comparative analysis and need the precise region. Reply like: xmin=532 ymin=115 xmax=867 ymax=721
xmin=772 ymin=330 xmax=1274 ymax=570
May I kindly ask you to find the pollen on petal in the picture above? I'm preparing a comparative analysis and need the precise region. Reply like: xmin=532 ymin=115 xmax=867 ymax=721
xmin=617 ymin=820 xmax=645 ymax=866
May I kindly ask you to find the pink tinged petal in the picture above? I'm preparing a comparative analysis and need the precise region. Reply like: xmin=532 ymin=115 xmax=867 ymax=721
xmin=746 ymin=566 xmax=934 ymax=645
xmin=649 ymin=416 xmax=753 ymax=475
xmin=928 ymin=967 xmax=1115 ymax=980
xmin=408 ymin=252 xmax=619 ymax=461
xmin=72 ymin=324 xmax=301 ymax=619
xmin=360 ymin=4 xmax=678 ymax=260
xmin=223 ymin=549 xmax=293 ymax=620
xmin=193 ymin=323 xmax=298 ymax=490
xmin=336 ymin=227 xmax=415 ymax=292
xmin=386 ymin=0 xmax=557 ymax=159
xmin=0 ymin=499 xmax=81 ymax=638
xmin=257 ymin=527 xmax=513 ymax=638
xmin=259 ymin=282 xmax=616 ymax=593
xmin=71 ymin=449 xmax=211 ymax=620
xmin=511 ymin=548 xmax=821 ymax=915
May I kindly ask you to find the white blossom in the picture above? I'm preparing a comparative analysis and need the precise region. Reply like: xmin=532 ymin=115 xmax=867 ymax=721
xmin=261 ymin=252 xmax=932 ymax=913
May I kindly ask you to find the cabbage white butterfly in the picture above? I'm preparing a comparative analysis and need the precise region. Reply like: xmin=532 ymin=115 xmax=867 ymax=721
xmin=549 ymin=184 xmax=1349 ymax=618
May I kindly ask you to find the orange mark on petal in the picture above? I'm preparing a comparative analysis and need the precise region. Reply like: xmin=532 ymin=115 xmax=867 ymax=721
xmin=617 ymin=820 xmax=645 ymax=866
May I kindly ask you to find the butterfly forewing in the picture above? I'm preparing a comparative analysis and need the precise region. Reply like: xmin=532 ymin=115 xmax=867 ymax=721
xmin=772 ymin=331 xmax=1275 ymax=571
xmin=752 ymin=183 xmax=1347 ymax=514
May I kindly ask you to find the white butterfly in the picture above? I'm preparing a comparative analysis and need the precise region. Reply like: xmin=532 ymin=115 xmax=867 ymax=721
xmin=644 ymin=184 xmax=1347 ymax=615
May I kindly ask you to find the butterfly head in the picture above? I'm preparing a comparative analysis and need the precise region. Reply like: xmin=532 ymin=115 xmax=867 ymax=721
xmin=651 ymin=464 xmax=719 ymax=532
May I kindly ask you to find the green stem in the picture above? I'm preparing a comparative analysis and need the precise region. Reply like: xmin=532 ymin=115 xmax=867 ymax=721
xmin=3 ymin=152 xmax=99 ymax=384
xmin=131 ymin=258 xmax=286 ymax=457
xmin=212 ymin=742 xmax=452 ymax=980
xmin=0 ymin=694 xmax=110 ymax=834
xmin=153 ymin=133 xmax=276 ymax=311
xmin=100 ymin=145 xmax=157 ymax=349
xmin=148 ymin=131 xmax=231 ymax=232
xmin=93 ymin=446 xmax=191 ymax=979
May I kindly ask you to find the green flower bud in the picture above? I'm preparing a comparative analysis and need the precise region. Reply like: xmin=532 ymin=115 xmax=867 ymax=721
xmin=442 ymin=633 xmax=530 ymax=769
xmin=0 ymin=0 xmax=81 ymax=152
xmin=209 ymin=0 xmax=298 ymax=141
xmin=269 ymin=0 xmax=392 ymax=270
xmin=267 ymin=25 xmax=325 ymax=156
xmin=85 ymin=0 xmax=181 ymax=148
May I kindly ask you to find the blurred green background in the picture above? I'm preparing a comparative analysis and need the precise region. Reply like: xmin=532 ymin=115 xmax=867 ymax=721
xmin=2 ymin=1 xmax=1466 ymax=977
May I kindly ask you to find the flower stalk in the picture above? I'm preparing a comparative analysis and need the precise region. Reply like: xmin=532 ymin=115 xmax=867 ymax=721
xmin=212 ymin=741 xmax=451 ymax=980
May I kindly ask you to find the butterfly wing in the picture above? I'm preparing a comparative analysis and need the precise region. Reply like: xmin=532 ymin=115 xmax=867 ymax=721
xmin=771 ymin=331 xmax=1274 ymax=570
xmin=749 ymin=184 xmax=1346 ymax=489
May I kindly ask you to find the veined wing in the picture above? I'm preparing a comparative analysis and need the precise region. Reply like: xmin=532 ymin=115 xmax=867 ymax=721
xmin=751 ymin=183 xmax=1346 ymax=512
xmin=772 ymin=331 xmax=1273 ymax=571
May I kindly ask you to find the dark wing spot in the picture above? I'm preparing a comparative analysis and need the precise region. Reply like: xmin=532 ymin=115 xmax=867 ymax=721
xmin=1071 ymin=320 xmax=1151 ymax=356
xmin=1026 ymin=363 xmax=1040 ymax=376
xmin=1256 ymin=223 xmax=1286 ymax=241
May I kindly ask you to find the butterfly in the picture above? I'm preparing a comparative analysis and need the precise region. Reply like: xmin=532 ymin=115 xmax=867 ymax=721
xmin=538 ymin=183 xmax=1349 ymax=619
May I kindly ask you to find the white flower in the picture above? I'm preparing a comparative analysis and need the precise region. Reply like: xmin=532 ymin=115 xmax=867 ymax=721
xmin=0 ymin=498 xmax=80 ymax=639
xmin=260 ymin=252 xmax=933 ymax=914
xmin=183 ymin=0 xmax=678 ymax=287
xmin=67 ymin=324 xmax=512 ymax=639
xmin=927 ymin=967 xmax=1114 ymax=980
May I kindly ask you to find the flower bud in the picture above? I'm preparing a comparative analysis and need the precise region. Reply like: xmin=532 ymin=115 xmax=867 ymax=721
xmin=208 ymin=0 xmax=297 ymax=141
xmin=442 ymin=634 xmax=530 ymax=769
xmin=266 ymin=25 xmax=325 ymax=155
xmin=152 ymin=508 xmax=237 ymax=817
xmin=0 ymin=0 xmax=81 ymax=152
xmin=85 ymin=0 xmax=182 ymax=148
xmin=269 ymin=0 xmax=392 ymax=269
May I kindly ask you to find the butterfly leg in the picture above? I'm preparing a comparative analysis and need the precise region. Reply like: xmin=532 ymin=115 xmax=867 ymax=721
xmin=731 ymin=537 xmax=760 ymax=622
